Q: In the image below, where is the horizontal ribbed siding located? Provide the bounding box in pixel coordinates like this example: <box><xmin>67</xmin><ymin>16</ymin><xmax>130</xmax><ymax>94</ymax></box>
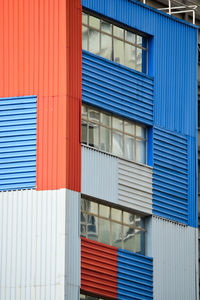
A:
<box><xmin>81</xmin><ymin>237</ymin><xmax>118</xmax><ymax>299</ymax></box>
<box><xmin>82</xmin><ymin>51</ymin><xmax>153</xmax><ymax>125</ymax></box>
<box><xmin>153</xmin><ymin>127</ymin><xmax>188</xmax><ymax>224</ymax></box>
<box><xmin>0</xmin><ymin>96</ymin><xmax>37</xmax><ymax>191</ymax></box>
<box><xmin>118</xmin><ymin>159</ymin><xmax>152</xmax><ymax>214</ymax></box>
<box><xmin>117</xmin><ymin>249</ymin><xmax>153</xmax><ymax>300</ymax></box>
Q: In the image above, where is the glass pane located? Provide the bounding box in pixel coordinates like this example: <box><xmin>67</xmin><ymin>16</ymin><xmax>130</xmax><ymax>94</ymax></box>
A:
<box><xmin>89</xmin><ymin>29</ymin><xmax>100</xmax><ymax>55</ymax></box>
<box><xmin>89</xmin><ymin>123</ymin><xmax>99</xmax><ymax>148</ymax></box>
<box><xmin>135</xmin><ymin>48</ymin><xmax>142</xmax><ymax>72</ymax></box>
<box><xmin>113</xmin><ymin>38</ymin><xmax>124</xmax><ymax>65</ymax></box>
<box><xmin>82</xmin><ymin>12</ymin><xmax>88</xmax><ymax>25</ymax></box>
<box><xmin>113</xmin><ymin>25</ymin><xmax>124</xmax><ymax>38</ymax></box>
<box><xmin>101</xmin><ymin>113</ymin><xmax>111</xmax><ymax>127</ymax></box>
<box><xmin>81</xmin><ymin>198</ymin><xmax>88</xmax><ymax>211</ymax></box>
<box><xmin>100</xmin><ymin>33</ymin><xmax>112</xmax><ymax>60</ymax></box>
<box><xmin>111</xmin><ymin>222</ymin><xmax>122</xmax><ymax>248</ymax></box>
<box><xmin>124</xmin><ymin>226</ymin><xmax>135</xmax><ymax>252</ymax></box>
<box><xmin>89</xmin><ymin>15</ymin><xmax>100</xmax><ymax>29</ymax></box>
<box><xmin>100</xmin><ymin>126</ymin><xmax>111</xmax><ymax>152</ymax></box>
<box><xmin>111</xmin><ymin>208</ymin><xmax>122</xmax><ymax>222</ymax></box>
<box><xmin>125</xmin><ymin>30</ymin><xmax>136</xmax><ymax>44</ymax></box>
<box><xmin>99</xmin><ymin>218</ymin><xmax>110</xmax><ymax>245</ymax></box>
<box><xmin>136</xmin><ymin>139</ymin><xmax>146</xmax><ymax>164</ymax></box>
<box><xmin>81</xmin><ymin>121</ymin><xmax>87</xmax><ymax>144</ymax></box>
<box><xmin>125</xmin><ymin>43</ymin><xmax>136</xmax><ymax>69</ymax></box>
<box><xmin>136</xmin><ymin>125</ymin><xmax>146</xmax><ymax>138</ymax></box>
<box><xmin>99</xmin><ymin>204</ymin><xmax>110</xmax><ymax>218</ymax></box>
<box><xmin>135</xmin><ymin>216</ymin><xmax>145</xmax><ymax>228</ymax></box>
<box><xmin>88</xmin><ymin>201</ymin><xmax>98</xmax><ymax>215</ymax></box>
<box><xmin>88</xmin><ymin>109</ymin><xmax>100</xmax><ymax>122</ymax></box>
<box><xmin>101</xmin><ymin>20</ymin><xmax>112</xmax><ymax>34</ymax></box>
<box><xmin>123</xmin><ymin>212</ymin><xmax>135</xmax><ymax>226</ymax></box>
<box><xmin>87</xmin><ymin>215</ymin><xmax>98</xmax><ymax>241</ymax></box>
<box><xmin>81</xmin><ymin>224</ymin><xmax>86</xmax><ymax>238</ymax></box>
<box><xmin>112</xmin><ymin>131</ymin><xmax>123</xmax><ymax>157</ymax></box>
<box><xmin>81</xmin><ymin>212</ymin><xmax>87</xmax><ymax>223</ymax></box>
<box><xmin>82</xmin><ymin>105</ymin><xmax>87</xmax><ymax>119</ymax></box>
<box><xmin>124</xmin><ymin>135</ymin><xmax>135</xmax><ymax>161</ymax></box>
<box><xmin>137</xmin><ymin>35</ymin><xmax>143</xmax><ymax>46</ymax></box>
<box><xmin>112</xmin><ymin>117</ymin><xmax>123</xmax><ymax>131</ymax></box>
<box><xmin>124</xmin><ymin>121</ymin><xmax>135</xmax><ymax>135</ymax></box>
<box><xmin>135</xmin><ymin>229</ymin><xmax>145</xmax><ymax>254</ymax></box>
<box><xmin>82</xmin><ymin>25</ymin><xmax>88</xmax><ymax>51</ymax></box>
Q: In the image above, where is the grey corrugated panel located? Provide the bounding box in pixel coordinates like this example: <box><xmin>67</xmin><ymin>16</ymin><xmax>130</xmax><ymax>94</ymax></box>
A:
<box><xmin>0</xmin><ymin>189</ymin><xmax>80</xmax><ymax>300</ymax></box>
<box><xmin>153</xmin><ymin>126</ymin><xmax>188</xmax><ymax>224</ymax></box>
<box><xmin>82</xmin><ymin>51</ymin><xmax>154</xmax><ymax>126</ymax></box>
<box><xmin>81</xmin><ymin>145</ymin><xmax>118</xmax><ymax>204</ymax></box>
<box><xmin>152</xmin><ymin>216</ymin><xmax>197</xmax><ymax>300</ymax></box>
<box><xmin>0</xmin><ymin>96</ymin><xmax>37</xmax><ymax>191</ymax></box>
<box><xmin>118</xmin><ymin>159</ymin><xmax>152</xmax><ymax>214</ymax></box>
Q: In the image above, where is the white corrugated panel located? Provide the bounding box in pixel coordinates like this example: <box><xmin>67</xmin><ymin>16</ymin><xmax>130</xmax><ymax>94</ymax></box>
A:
<box><xmin>0</xmin><ymin>189</ymin><xmax>80</xmax><ymax>300</ymax></box>
<box><xmin>118</xmin><ymin>159</ymin><xmax>152</xmax><ymax>214</ymax></box>
<box><xmin>81</xmin><ymin>146</ymin><xmax>118</xmax><ymax>203</ymax></box>
<box><xmin>152</xmin><ymin>216</ymin><xmax>198</xmax><ymax>300</ymax></box>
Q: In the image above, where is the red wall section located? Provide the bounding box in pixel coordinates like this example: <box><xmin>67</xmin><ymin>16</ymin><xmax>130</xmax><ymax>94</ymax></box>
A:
<box><xmin>81</xmin><ymin>237</ymin><xmax>118</xmax><ymax>299</ymax></box>
<box><xmin>0</xmin><ymin>0</ymin><xmax>82</xmax><ymax>192</ymax></box>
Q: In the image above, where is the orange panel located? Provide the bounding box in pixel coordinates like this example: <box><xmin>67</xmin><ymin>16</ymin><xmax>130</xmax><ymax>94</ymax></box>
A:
<box><xmin>0</xmin><ymin>0</ymin><xmax>82</xmax><ymax>192</ymax></box>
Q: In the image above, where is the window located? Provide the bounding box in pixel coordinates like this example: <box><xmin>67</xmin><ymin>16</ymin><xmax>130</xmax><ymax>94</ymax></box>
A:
<box><xmin>80</xmin><ymin>294</ymin><xmax>104</xmax><ymax>300</ymax></box>
<box><xmin>81</xmin><ymin>197</ymin><xmax>146</xmax><ymax>255</ymax></box>
<box><xmin>82</xmin><ymin>104</ymin><xmax>147</xmax><ymax>164</ymax></box>
<box><xmin>82</xmin><ymin>11</ymin><xmax>148</xmax><ymax>73</ymax></box>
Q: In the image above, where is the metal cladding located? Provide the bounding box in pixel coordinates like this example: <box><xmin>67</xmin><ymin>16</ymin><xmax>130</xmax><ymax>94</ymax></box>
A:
<box><xmin>0</xmin><ymin>189</ymin><xmax>80</xmax><ymax>300</ymax></box>
<box><xmin>152</xmin><ymin>216</ymin><xmax>197</xmax><ymax>300</ymax></box>
<box><xmin>153</xmin><ymin>127</ymin><xmax>188</xmax><ymax>224</ymax></box>
<box><xmin>0</xmin><ymin>0</ymin><xmax>82</xmax><ymax>192</ymax></box>
<box><xmin>81</xmin><ymin>237</ymin><xmax>118</xmax><ymax>299</ymax></box>
<box><xmin>0</xmin><ymin>96</ymin><xmax>37</xmax><ymax>191</ymax></box>
<box><xmin>81</xmin><ymin>238</ymin><xmax>153</xmax><ymax>300</ymax></box>
<box><xmin>82</xmin><ymin>51</ymin><xmax>154</xmax><ymax>125</ymax></box>
<box><xmin>117</xmin><ymin>249</ymin><xmax>153</xmax><ymax>300</ymax></box>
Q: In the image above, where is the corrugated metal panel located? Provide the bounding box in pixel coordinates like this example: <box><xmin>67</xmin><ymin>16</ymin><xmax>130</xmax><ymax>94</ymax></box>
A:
<box><xmin>81</xmin><ymin>237</ymin><xmax>118</xmax><ymax>299</ymax></box>
<box><xmin>153</xmin><ymin>126</ymin><xmax>188</xmax><ymax>224</ymax></box>
<box><xmin>81</xmin><ymin>146</ymin><xmax>118</xmax><ymax>203</ymax></box>
<box><xmin>0</xmin><ymin>189</ymin><xmax>81</xmax><ymax>300</ymax></box>
<box><xmin>82</xmin><ymin>51</ymin><xmax>154</xmax><ymax>126</ymax></box>
<box><xmin>81</xmin><ymin>0</ymin><xmax>197</xmax><ymax>137</ymax></box>
<box><xmin>118</xmin><ymin>159</ymin><xmax>152</xmax><ymax>214</ymax></box>
<box><xmin>117</xmin><ymin>249</ymin><xmax>153</xmax><ymax>300</ymax></box>
<box><xmin>152</xmin><ymin>216</ymin><xmax>197</xmax><ymax>300</ymax></box>
<box><xmin>0</xmin><ymin>0</ymin><xmax>82</xmax><ymax>192</ymax></box>
<box><xmin>0</xmin><ymin>96</ymin><xmax>37</xmax><ymax>191</ymax></box>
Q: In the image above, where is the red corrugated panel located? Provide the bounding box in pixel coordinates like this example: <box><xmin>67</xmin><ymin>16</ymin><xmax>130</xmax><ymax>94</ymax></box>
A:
<box><xmin>0</xmin><ymin>0</ymin><xmax>81</xmax><ymax>192</ymax></box>
<box><xmin>81</xmin><ymin>237</ymin><xmax>118</xmax><ymax>299</ymax></box>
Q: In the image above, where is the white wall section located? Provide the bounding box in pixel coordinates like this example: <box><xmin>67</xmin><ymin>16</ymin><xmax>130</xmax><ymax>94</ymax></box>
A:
<box><xmin>0</xmin><ymin>189</ymin><xmax>80</xmax><ymax>300</ymax></box>
<box><xmin>152</xmin><ymin>216</ymin><xmax>197</xmax><ymax>300</ymax></box>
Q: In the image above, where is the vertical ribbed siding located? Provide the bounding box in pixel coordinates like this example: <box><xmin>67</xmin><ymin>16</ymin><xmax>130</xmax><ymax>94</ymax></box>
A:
<box><xmin>81</xmin><ymin>237</ymin><xmax>118</xmax><ymax>299</ymax></box>
<box><xmin>81</xmin><ymin>146</ymin><xmax>118</xmax><ymax>203</ymax></box>
<box><xmin>82</xmin><ymin>51</ymin><xmax>154</xmax><ymax>125</ymax></box>
<box><xmin>152</xmin><ymin>216</ymin><xmax>197</xmax><ymax>300</ymax></box>
<box><xmin>153</xmin><ymin>127</ymin><xmax>188</xmax><ymax>224</ymax></box>
<box><xmin>0</xmin><ymin>96</ymin><xmax>37</xmax><ymax>191</ymax></box>
<box><xmin>118</xmin><ymin>159</ymin><xmax>152</xmax><ymax>214</ymax></box>
<box><xmin>0</xmin><ymin>189</ymin><xmax>81</xmax><ymax>300</ymax></box>
<box><xmin>0</xmin><ymin>0</ymin><xmax>82</xmax><ymax>192</ymax></box>
<box><xmin>117</xmin><ymin>249</ymin><xmax>153</xmax><ymax>300</ymax></box>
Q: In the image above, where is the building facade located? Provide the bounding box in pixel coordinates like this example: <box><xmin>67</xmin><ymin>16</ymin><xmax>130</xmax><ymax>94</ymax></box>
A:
<box><xmin>0</xmin><ymin>0</ymin><xmax>198</xmax><ymax>299</ymax></box>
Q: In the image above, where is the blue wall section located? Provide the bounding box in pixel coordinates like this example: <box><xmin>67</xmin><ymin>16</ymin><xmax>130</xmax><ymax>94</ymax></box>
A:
<box><xmin>82</xmin><ymin>51</ymin><xmax>154</xmax><ymax>125</ymax></box>
<box><xmin>117</xmin><ymin>249</ymin><xmax>153</xmax><ymax>300</ymax></box>
<box><xmin>0</xmin><ymin>96</ymin><xmax>37</xmax><ymax>191</ymax></box>
<box><xmin>188</xmin><ymin>136</ymin><xmax>197</xmax><ymax>227</ymax></box>
<box><xmin>153</xmin><ymin>127</ymin><xmax>188</xmax><ymax>224</ymax></box>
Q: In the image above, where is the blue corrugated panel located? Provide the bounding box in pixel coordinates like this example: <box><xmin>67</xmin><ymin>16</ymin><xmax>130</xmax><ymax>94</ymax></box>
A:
<box><xmin>0</xmin><ymin>96</ymin><xmax>37</xmax><ymax>191</ymax></box>
<box><xmin>82</xmin><ymin>51</ymin><xmax>154</xmax><ymax>125</ymax></box>
<box><xmin>117</xmin><ymin>249</ymin><xmax>153</xmax><ymax>300</ymax></box>
<box><xmin>153</xmin><ymin>127</ymin><xmax>188</xmax><ymax>224</ymax></box>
